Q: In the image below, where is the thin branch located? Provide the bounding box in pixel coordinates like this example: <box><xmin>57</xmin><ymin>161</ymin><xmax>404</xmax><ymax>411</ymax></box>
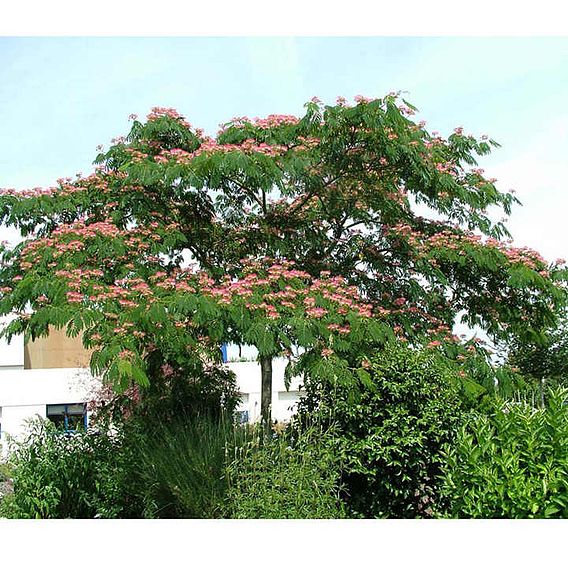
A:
<box><xmin>225</xmin><ymin>176</ymin><xmax>264</xmax><ymax>210</ymax></box>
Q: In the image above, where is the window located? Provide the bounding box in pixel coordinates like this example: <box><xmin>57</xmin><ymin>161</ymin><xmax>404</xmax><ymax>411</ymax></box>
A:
<box><xmin>235</xmin><ymin>410</ymin><xmax>249</xmax><ymax>424</ymax></box>
<box><xmin>234</xmin><ymin>393</ymin><xmax>250</xmax><ymax>424</ymax></box>
<box><xmin>46</xmin><ymin>403</ymin><xmax>87</xmax><ymax>433</ymax></box>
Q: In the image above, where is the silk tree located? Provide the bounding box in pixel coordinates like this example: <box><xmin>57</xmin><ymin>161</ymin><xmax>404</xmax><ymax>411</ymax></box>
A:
<box><xmin>0</xmin><ymin>95</ymin><xmax>566</xmax><ymax>425</ymax></box>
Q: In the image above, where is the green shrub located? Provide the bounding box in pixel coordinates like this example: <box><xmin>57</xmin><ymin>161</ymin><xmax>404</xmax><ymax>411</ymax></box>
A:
<box><xmin>224</xmin><ymin>423</ymin><xmax>347</xmax><ymax>519</ymax></box>
<box><xmin>438</xmin><ymin>387</ymin><xmax>568</xmax><ymax>518</ymax></box>
<box><xmin>0</xmin><ymin>494</ymin><xmax>15</xmax><ymax>518</ymax></box>
<box><xmin>0</xmin><ymin>461</ymin><xmax>14</xmax><ymax>518</ymax></box>
<box><xmin>0</xmin><ymin>461</ymin><xmax>12</xmax><ymax>483</ymax></box>
<box><xmin>298</xmin><ymin>344</ymin><xmax>466</xmax><ymax>518</ymax></box>
<box><xmin>5</xmin><ymin>419</ymin><xmax>141</xmax><ymax>519</ymax></box>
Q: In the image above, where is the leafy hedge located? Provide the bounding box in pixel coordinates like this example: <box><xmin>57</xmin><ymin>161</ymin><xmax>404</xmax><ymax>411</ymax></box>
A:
<box><xmin>439</xmin><ymin>387</ymin><xmax>568</xmax><ymax>518</ymax></box>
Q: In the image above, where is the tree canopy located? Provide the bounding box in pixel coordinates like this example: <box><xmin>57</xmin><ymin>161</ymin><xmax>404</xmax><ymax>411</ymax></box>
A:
<box><xmin>1</xmin><ymin>93</ymin><xmax>566</xmax><ymax>421</ymax></box>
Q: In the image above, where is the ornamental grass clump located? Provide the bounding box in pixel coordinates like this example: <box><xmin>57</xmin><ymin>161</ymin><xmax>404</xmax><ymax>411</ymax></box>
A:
<box><xmin>133</xmin><ymin>412</ymin><xmax>249</xmax><ymax>518</ymax></box>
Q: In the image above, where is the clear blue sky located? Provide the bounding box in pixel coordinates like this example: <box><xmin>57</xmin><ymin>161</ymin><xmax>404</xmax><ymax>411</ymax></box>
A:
<box><xmin>1</xmin><ymin>37</ymin><xmax>567</xmax><ymax>260</ymax></box>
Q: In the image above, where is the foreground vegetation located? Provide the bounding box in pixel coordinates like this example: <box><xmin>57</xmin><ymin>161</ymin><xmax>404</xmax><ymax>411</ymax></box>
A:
<box><xmin>2</xmin><ymin>344</ymin><xmax>568</xmax><ymax>520</ymax></box>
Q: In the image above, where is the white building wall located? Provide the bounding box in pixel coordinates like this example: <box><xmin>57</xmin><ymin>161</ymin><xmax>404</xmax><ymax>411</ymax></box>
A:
<box><xmin>0</xmin><ymin>358</ymin><xmax>304</xmax><ymax>450</ymax></box>
<box><xmin>230</xmin><ymin>359</ymin><xmax>304</xmax><ymax>422</ymax></box>
<box><xmin>0</xmin><ymin>367</ymin><xmax>96</xmax><ymax>407</ymax></box>
<box><xmin>1</xmin><ymin>404</ymin><xmax>46</xmax><ymax>443</ymax></box>
<box><xmin>0</xmin><ymin>316</ymin><xmax>24</xmax><ymax>369</ymax></box>
<box><xmin>0</xmin><ymin>367</ymin><xmax>99</xmax><ymax>451</ymax></box>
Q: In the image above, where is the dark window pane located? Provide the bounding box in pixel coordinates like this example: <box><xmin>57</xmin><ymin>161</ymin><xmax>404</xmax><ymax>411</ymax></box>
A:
<box><xmin>46</xmin><ymin>403</ymin><xmax>86</xmax><ymax>432</ymax></box>
<box><xmin>49</xmin><ymin>415</ymin><xmax>66</xmax><ymax>429</ymax></box>
<box><xmin>46</xmin><ymin>404</ymin><xmax>66</xmax><ymax>416</ymax></box>
<box><xmin>66</xmin><ymin>404</ymin><xmax>86</xmax><ymax>415</ymax></box>
<box><xmin>66</xmin><ymin>414</ymin><xmax>85</xmax><ymax>431</ymax></box>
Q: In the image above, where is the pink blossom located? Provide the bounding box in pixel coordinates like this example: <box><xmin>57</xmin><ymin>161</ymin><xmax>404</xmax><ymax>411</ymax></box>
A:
<box><xmin>161</xmin><ymin>363</ymin><xmax>174</xmax><ymax>377</ymax></box>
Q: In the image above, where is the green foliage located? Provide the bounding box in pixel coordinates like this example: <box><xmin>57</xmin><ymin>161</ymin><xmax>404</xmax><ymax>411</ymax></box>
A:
<box><xmin>1</xmin><ymin>94</ymin><xmax>566</xmax><ymax>398</ymax></box>
<box><xmin>0</xmin><ymin>494</ymin><xmax>17</xmax><ymax>519</ymax></box>
<box><xmin>224</xmin><ymin>423</ymin><xmax>347</xmax><ymax>519</ymax></box>
<box><xmin>508</xmin><ymin>309</ymin><xmax>568</xmax><ymax>386</ymax></box>
<box><xmin>444</xmin><ymin>345</ymin><xmax>535</xmax><ymax>410</ymax></box>
<box><xmin>131</xmin><ymin>413</ymin><xmax>247</xmax><ymax>518</ymax></box>
<box><xmin>135</xmin><ymin>361</ymin><xmax>240</xmax><ymax>422</ymax></box>
<box><xmin>5</xmin><ymin>419</ymin><xmax>141</xmax><ymax>519</ymax></box>
<box><xmin>0</xmin><ymin>461</ymin><xmax>14</xmax><ymax>518</ymax></box>
<box><xmin>438</xmin><ymin>387</ymin><xmax>568</xmax><ymax>518</ymax></box>
<box><xmin>0</xmin><ymin>461</ymin><xmax>12</xmax><ymax>482</ymax></box>
<box><xmin>298</xmin><ymin>344</ymin><xmax>466</xmax><ymax>518</ymax></box>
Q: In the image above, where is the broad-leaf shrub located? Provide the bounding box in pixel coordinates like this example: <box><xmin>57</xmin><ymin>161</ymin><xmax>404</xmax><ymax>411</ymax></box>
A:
<box><xmin>439</xmin><ymin>387</ymin><xmax>568</xmax><ymax>518</ymax></box>
<box><xmin>224</xmin><ymin>423</ymin><xmax>347</xmax><ymax>519</ymax></box>
<box><xmin>298</xmin><ymin>345</ymin><xmax>465</xmax><ymax>518</ymax></box>
<box><xmin>5</xmin><ymin>419</ymin><xmax>141</xmax><ymax>519</ymax></box>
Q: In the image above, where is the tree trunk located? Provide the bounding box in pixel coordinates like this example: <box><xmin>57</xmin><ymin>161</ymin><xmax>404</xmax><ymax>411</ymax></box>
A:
<box><xmin>260</xmin><ymin>355</ymin><xmax>273</xmax><ymax>430</ymax></box>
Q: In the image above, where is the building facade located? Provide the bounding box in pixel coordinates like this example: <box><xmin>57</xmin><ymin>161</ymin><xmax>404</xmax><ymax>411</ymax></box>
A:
<box><xmin>0</xmin><ymin>327</ymin><xmax>303</xmax><ymax>450</ymax></box>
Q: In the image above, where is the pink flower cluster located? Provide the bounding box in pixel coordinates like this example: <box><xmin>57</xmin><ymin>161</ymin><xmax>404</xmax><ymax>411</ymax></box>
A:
<box><xmin>20</xmin><ymin>219</ymin><xmax>177</xmax><ymax>269</ymax></box>
<box><xmin>146</xmin><ymin>107</ymin><xmax>191</xmax><ymax>128</ymax></box>
<box><xmin>52</xmin><ymin>220</ymin><xmax>121</xmax><ymax>239</ymax></box>
<box><xmin>21</xmin><ymin>221</ymin><xmax>120</xmax><ymax>264</ymax></box>
<box><xmin>296</xmin><ymin>136</ymin><xmax>321</xmax><ymax>150</ymax></box>
<box><xmin>148</xmin><ymin>259</ymin><xmax>373</xmax><ymax>329</ymax></box>
<box><xmin>398</xmin><ymin>105</ymin><xmax>416</xmax><ymax>116</ymax></box>
<box><xmin>252</xmin><ymin>114</ymin><xmax>299</xmax><ymax>128</ymax></box>
<box><xmin>388</xmin><ymin>223</ymin><xmax>549</xmax><ymax>272</ymax></box>
<box><xmin>125</xmin><ymin>148</ymin><xmax>149</xmax><ymax>163</ymax></box>
<box><xmin>157</xmin><ymin>137</ymin><xmax>288</xmax><ymax>164</ymax></box>
<box><xmin>0</xmin><ymin>187</ymin><xmax>57</xmax><ymax>198</ymax></box>
<box><xmin>435</xmin><ymin>161</ymin><xmax>457</xmax><ymax>175</ymax></box>
<box><xmin>354</xmin><ymin>95</ymin><xmax>373</xmax><ymax>104</ymax></box>
<box><xmin>217</xmin><ymin>114</ymin><xmax>298</xmax><ymax>136</ymax></box>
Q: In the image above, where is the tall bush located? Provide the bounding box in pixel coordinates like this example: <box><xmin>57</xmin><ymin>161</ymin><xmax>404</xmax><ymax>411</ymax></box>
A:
<box><xmin>298</xmin><ymin>345</ymin><xmax>465</xmax><ymax>518</ymax></box>
<box><xmin>133</xmin><ymin>413</ymin><xmax>247</xmax><ymax>518</ymax></box>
